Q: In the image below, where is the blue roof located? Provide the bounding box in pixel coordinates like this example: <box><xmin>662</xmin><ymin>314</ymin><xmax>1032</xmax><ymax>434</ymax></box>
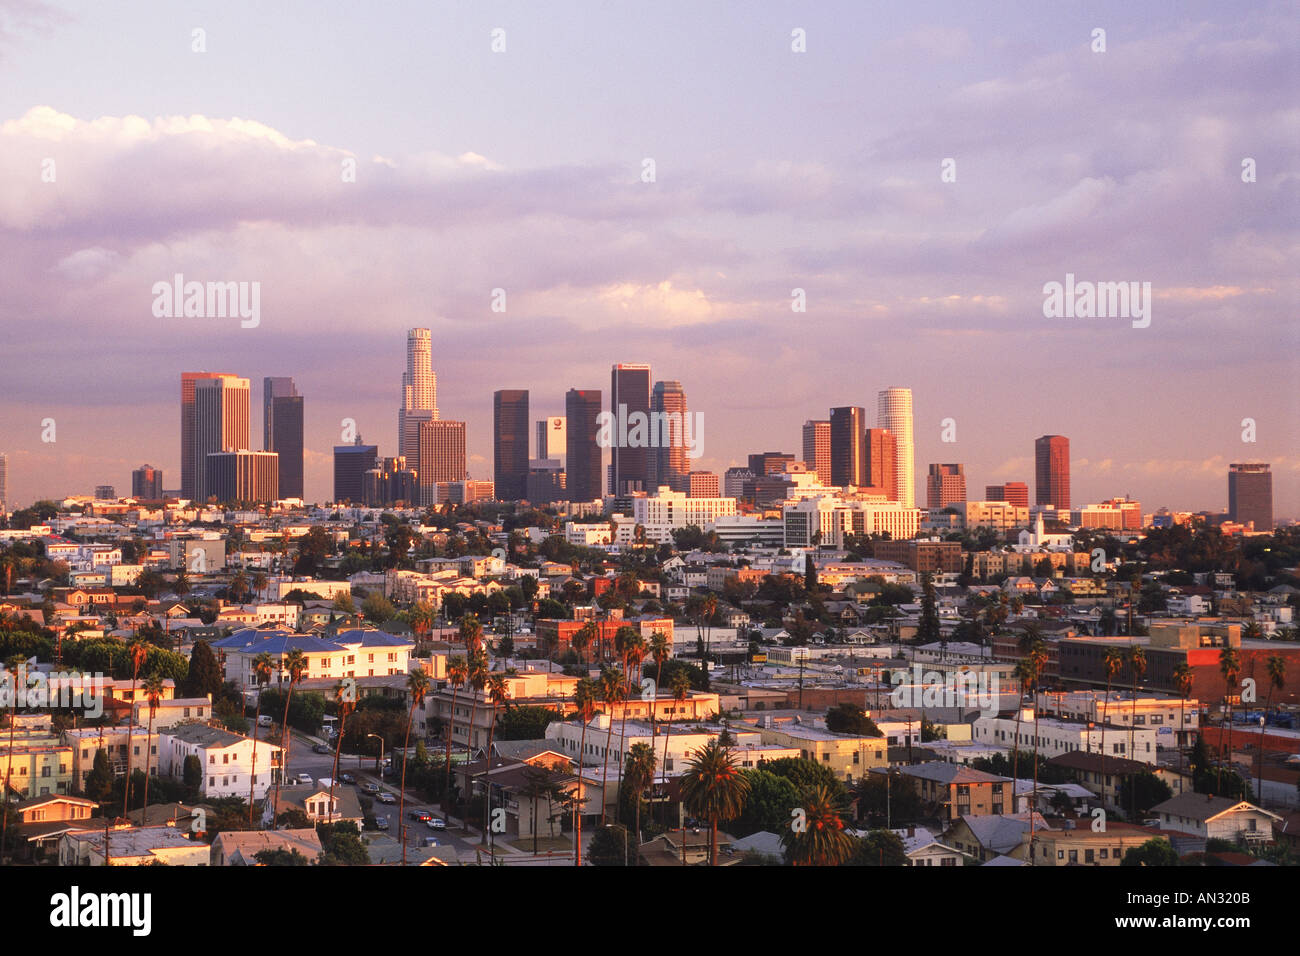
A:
<box><xmin>213</xmin><ymin>626</ymin><xmax>411</xmax><ymax>655</ymax></box>
<box><xmin>333</xmin><ymin>628</ymin><xmax>414</xmax><ymax>648</ymax></box>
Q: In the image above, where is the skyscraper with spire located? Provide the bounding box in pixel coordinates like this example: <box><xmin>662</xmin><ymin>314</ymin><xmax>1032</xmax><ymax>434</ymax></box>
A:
<box><xmin>398</xmin><ymin>328</ymin><xmax>438</xmax><ymax>459</ymax></box>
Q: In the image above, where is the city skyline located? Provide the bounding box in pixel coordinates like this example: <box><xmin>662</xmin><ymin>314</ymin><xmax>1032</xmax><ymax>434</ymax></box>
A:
<box><xmin>0</xmin><ymin>2</ymin><xmax>1295</xmax><ymax>516</ymax></box>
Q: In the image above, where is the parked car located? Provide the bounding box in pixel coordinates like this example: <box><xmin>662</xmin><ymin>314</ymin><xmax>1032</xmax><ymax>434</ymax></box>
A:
<box><xmin>257</xmin><ymin>714</ymin><xmax>273</xmax><ymax>727</ymax></box>
<box><xmin>340</xmin><ymin>772</ymin><xmax>356</xmax><ymax>784</ymax></box>
<box><xmin>360</xmin><ymin>782</ymin><xmax>380</xmax><ymax>794</ymax></box>
<box><xmin>374</xmin><ymin>815</ymin><xmax>389</xmax><ymax>830</ymax></box>
<box><xmin>312</xmin><ymin>743</ymin><xmax>330</xmax><ymax>754</ymax></box>
<box><xmin>295</xmin><ymin>773</ymin><xmax>313</xmax><ymax>785</ymax></box>
<box><xmin>426</xmin><ymin>817</ymin><xmax>446</xmax><ymax>831</ymax></box>
<box><xmin>409</xmin><ymin>810</ymin><xmax>432</xmax><ymax>823</ymax></box>
<box><xmin>376</xmin><ymin>791</ymin><xmax>396</xmax><ymax>804</ymax></box>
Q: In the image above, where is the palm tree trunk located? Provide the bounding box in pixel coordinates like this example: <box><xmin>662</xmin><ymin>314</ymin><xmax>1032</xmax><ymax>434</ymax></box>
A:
<box><xmin>121</xmin><ymin>674</ymin><xmax>138</xmax><ymax>819</ymax></box>
<box><xmin>484</xmin><ymin>708</ymin><xmax>499</xmax><ymax>843</ymax></box>
<box><xmin>328</xmin><ymin>708</ymin><xmax>347</xmax><ymax>829</ymax></box>
<box><xmin>399</xmin><ymin>705</ymin><xmax>414</xmax><ymax>865</ymax></box>
<box><xmin>142</xmin><ymin>709</ymin><xmax>154</xmax><ymax>812</ymax></box>
<box><xmin>1100</xmin><ymin>680</ymin><xmax>1110</xmax><ymax>806</ymax></box>
<box><xmin>272</xmin><ymin>686</ymin><xmax>294</xmax><ymax>826</ymax></box>
<box><xmin>1</xmin><ymin>705</ymin><xmax>15</xmax><ymax>858</ymax></box>
<box><xmin>443</xmin><ymin>685</ymin><xmax>458</xmax><ymax>810</ymax></box>
<box><xmin>710</xmin><ymin>817</ymin><xmax>718</xmax><ymax>866</ymax></box>
<box><xmin>600</xmin><ymin>714</ymin><xmax>616</xmax><ymax>826</ymax></box>
<box><xmin>1011</xmin><ymin>709</ymin><xmax>1022</xmax><ymax>784</ymax></box>
<box><xmin>575</xmin><ymin>719</ymin><xmax>588</xmax><ymax>866</ymax></box>
<box><xmin>464</xmin><ymin>696</ymin><xmax>478</xmax><ymax>832</ymax></box>
<box><xmin>1031</xmin><ymin>700</ymin><xmax>1039</xmax><ymax>865</ymax></box>
<box><xmin>248</xmin><ymin>694</ymin><xmax>262</xmax><ymax>826</ymax></box>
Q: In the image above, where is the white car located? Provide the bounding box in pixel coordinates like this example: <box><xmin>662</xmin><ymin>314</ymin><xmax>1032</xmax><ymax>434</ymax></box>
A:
<box><xmin>375</xmin><ymin>791</ymin><xmax>396</xmax><ymax>804</ymax></box>
<box><xmin>295</xmin><ymin>773</ymin><xmax>313</xmax><ymax>785</ymax></box>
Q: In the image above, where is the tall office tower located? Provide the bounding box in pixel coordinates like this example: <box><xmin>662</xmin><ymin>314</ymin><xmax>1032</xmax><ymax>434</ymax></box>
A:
<box><xmin>610</xmin><ymin>363</ymin><xmax>651</xmax><ymax>494</ymax></box>
<box><xmin>1035</xmin><ymin>435</ymin><xmax>1071</xmax><ymax>511</ymax></box>
<box><xmin>926</xmin><ymin>463</ymin><xmax>967</xmax><ymax>509</ymax></box>
<box><xmin>829</xmin><ymin>407</ymin><xmax>867</xmax><ymax>488</ymax></box>
<box><xmin>650</xmin><ymin>380</ymin><xmax>690</xmax><ymax>493</ymax></box>
<box><xmin>688</xmin><ymin>471</ymin><xmax>721</xmax><ymax>498</ymax></box>
<box><xmin>205</xmin><ymin>451</ymin><xmax>279</xmax><ymax>504</ymax></box>
<box><xmin>362</xmin><ymin>456</ymin><xmax>419</xmax><ymax>508</ymax></box>
<box><xmin>748</xmin><ymin>452</ymin><xmax>797</xmax><ymax>477</ymax></box>
<box><xmin>1228</xmin><ymin>463</ymin><xmax>1273</xmax><ymax>531</ymax></box>
<box><xmin>94</xmin><ymin>485</ymin><xmax>116</xmax><ymax>500</ymax></box>
<box><xmin>132</xmin><ymin>465</ymin><xmax>163</xmax><ymax>500</ymax></box>
<box><xmin>724</xmin><ymin>467</ymin><xmax>755</xmax><ymax>499</ymax></box>
<box><xmin>192</xmin><ymin>375</ymin><xmax>251</xmax><ymax>502</ymax></box>
<box><xmin>263</xmin><ymin>377</ymin><xmax>304</xmax><ymax>500</ymax></box>
<box><xmin>985</xmin><ymin>482</ymin><xmax>1029</xmax><ymax>509</ymax></box>
<box><xmin>333</xmin><ymin>437</ymin><xmax>378</xmax><ymax>504</ymax></box>
<box><xmin>537</xmin><ymin>417</ymin><xmax>566</xmax><ymax>460</ymax></box>
<box><xmin>180</xmin><ymin>371</ymin><xmax>226</xmax><ymax>500</ymax></box>
<box><xmin>565</xmin><ymin>389</ymin><xmax>603</xmax><ymax>502</ymax></box>
<box><xmin>877</xmin><ymin>387</ymin><xmax>915</xmax><ymax>508</ymax></box>
<box><xmin>492</xmin><ymin>390</ymin><xmax>530</xmax><ymax>501</ymax></box>
<box><xmin>864</xmin><ymin>428</ymin><xmax>898</xmax><ymax>500</ymax></box>
<box><xmin>416</xmin><ymin>420</ymin><xmax>467</xmax><ymax>506</ymax></box>
<box><xmin>398</xmin><ymin>328</ymin><xmax>439</xmax><ymax>459</ymax></box>
<box><xmin>0</xmin><ymin>452</ymin><xmax>8</xmax><ymax>513</ymax></box>
<box><xmin>802</xmin><ymin>420</ymin><xmax>831</xmax><ymax>485</ymax></box>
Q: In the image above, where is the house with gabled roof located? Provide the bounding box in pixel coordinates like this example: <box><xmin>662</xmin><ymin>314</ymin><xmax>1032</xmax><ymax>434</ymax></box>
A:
<box><xmin>1149</xmin><ymin>793</ymin><xmax>1281</xmax><ymax>845</ymax></box>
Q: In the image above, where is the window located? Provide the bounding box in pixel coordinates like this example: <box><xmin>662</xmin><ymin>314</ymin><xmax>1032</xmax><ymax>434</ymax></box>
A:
<box><xmin>209</xmin><ymin>776</ymin><xmax>216</xmax><ymax>787</ymax></box>
<box><xmin>223</xmin><ymin>753</ymin><xmax>229</xmax><ymax>764</ymax></box>
<box><xmin>41</xmin><ymin>766</ymin><xmax>50</xmax><ymax>777</ymax></box>
<box><xmin>210</xmin><ymin>755</ymin><xmax>216</xmax><ymax>764</ymax></box>
<box><xmin>1085</xmin><ymin>849</ymin><xmax>1095</xmax><ymax>863</ymax></box>
<box><xmin>183</xmin><ymin>707</ymin><xmax>191</xmax><ymax>718</ymax></box>
<box><xmin>822</xmin><ymin>753</ymin><xmax>830</xmax><ymax>762</ymax></box>
<box><xmin>853</xmin><ymin>752</ymin><xmax>860</xmax><ymax>764</ymax></box>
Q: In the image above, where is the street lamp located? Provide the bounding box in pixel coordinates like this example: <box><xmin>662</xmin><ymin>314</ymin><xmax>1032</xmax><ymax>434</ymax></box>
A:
<box><xmin>366</xmin><ymin>733</ymin><xmax>384</xmax><ymax>776</ymax></box>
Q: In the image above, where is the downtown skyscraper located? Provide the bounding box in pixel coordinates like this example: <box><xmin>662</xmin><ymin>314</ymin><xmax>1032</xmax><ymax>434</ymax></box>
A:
<box><xmin>180</xmin><ymin>371</ymin><xmax>226</xmax><ymax>500</ymax></box>
<box><xmin>1228</xmin><ymin>462</ymin><xmax>1273</xmax><ymax>531</ymax></box>
<box><xmin>566</xmin><ymin>388</ymin><xmax>603</xmax><ymax>502</ymax></box>
<box><xmin>1035</xmin><ymin>435</ymin><xmax>1071</xmax><ymax>511</ymax></box>
<box><xmin>877</xmin><ymin>387</ymin><xmax>915</xmax><ymax>508</ymax></box>
<box><xmin>650</xmin><ymin>380</ymin><xmax>689</xmax><ymax>493</ymax></box>
<box><xmin>493</xmin><ymin>390</ymin><xmax>530</xmax><ymax>501</ymax></box>
<box><xmin>263</xmin><ymin>376</ymin><xmax>304</xmax><ymax>500</ymax></box>
<box><xmin>398</xmin><ymin>328</ymin><xmax>438</xmax><ymax>459</ymax></box>
<box><xmin>191</xmin><ymin>374</ymin><xmax>250</xmax><ymax>503</ymax></box>
<box><xmin>829</xmin><ymin>406</ymin><xmax>867</xmax><ymax>488</ymax></box>
<box><xmin>610</xmin><ymin>363</ymin><xmax>651</xmax><ymax>494</ymax></box>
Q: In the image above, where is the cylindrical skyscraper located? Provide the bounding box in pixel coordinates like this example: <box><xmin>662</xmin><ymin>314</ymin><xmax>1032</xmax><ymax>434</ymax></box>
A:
<box><xmin>399</xmin><ymin>328</ymin><xmax>438</xmax><ymax>459</ymax></box>
<box><xmin>877</xmin><ymin>387</ymin><xmax>915</xmax><ymax>509</ymax></box>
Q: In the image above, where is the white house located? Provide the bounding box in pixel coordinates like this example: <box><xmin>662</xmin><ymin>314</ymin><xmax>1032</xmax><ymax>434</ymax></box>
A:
<box><xmin>158</xmin><ymin>724</ymin><xmax>282</xmax><ymax>800</ymax></box>
<box><xmin>1149</xmin><ymin>794</ymin><xmax>1281</xmax><ymax>844</ymax></box>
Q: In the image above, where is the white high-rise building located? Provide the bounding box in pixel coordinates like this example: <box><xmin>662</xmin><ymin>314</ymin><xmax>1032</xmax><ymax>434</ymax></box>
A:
<box><xmin>877</xmin><ymin>386</ymin><xmax>915</xmax><ymax>509</ymax></box>
<box><xmin>399</xmin><ymin>328</ymin><xmax>439</xmax><ymax>458</ymax></box>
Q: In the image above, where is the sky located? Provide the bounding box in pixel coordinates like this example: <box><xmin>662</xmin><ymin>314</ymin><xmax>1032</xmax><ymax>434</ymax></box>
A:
<box><xmin>0</xmin><ymin>0</ymin><xmax>1297</xmax><ymax>516</ymax></box>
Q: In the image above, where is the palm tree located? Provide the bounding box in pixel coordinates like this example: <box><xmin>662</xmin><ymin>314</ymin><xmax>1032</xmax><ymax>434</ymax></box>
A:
<box><xmin>398</xmin><ymin>670</ymin><xmax>431</xmax><ymax>861</ymax></box>
<box><xmin>1127</xmin><ymin>646</ymin><xmax>1147</xmax><ymax>767</ymax></box>
<box><xmin>572</xmin><ymin>677</ymin><xmax>597</xmax><ymax>866</ymax></box>
<box><xmin>661</xmin><ymin>670</ymin><xmax>691</xmax><ymax>830</ymax></box>
<box><xmin>459</xmin><ymin>613</ymin><xmax>484</xmax><ymax>658</ymax></box>
<box><xmin>596</xmin><ymin>665</ymin><xmax>626</xmax><ymax>826</ymax></box>
<box><xmin>461</xmin><ymin>650</ymin><xmax>488</xmax><ymax>831</ymax></box>
<box><xmin>782</xmin><ymin>784</ymin><xmax>856</xmax><ymax>866</ymax></box>
<box><xmin>614</xmin><ymin>628</ymin><xmax>646</xmax><ymax>822</ymax></box>
<box><xmin>1217</xmin><ymin>646</ymin><xmax>1241</xmax><ymax>794</ymax></box>
<box><xmin>1024</xmin><ymin>640</ymin><xmax>1048</xmax><ymax>858</ymax></box>
<box><xmin>1100</xmin><ymin>646</ymin><xmax>1125</xmax><ymax>800</ymax></box>
<box><xmin>1172</xmin><ymin>663</ymin><xmax>1194</xmax><ymax>777</ymax></box>
<box><xmin>482</xmin><ymin>673</ymin><xmax>511</xmax><ymax>843</ymax></box>
<box><xmin>328</xmin><ymin>680</ymin><xmax>356</xmax><ymax>830</ymax></box>
<box><xmin>409</xmin><ymin>601</ymin><xmax>437</xmax><ymax>645</ymax></box>
<box><xmin>443</xmin><ymin>654</ymin><xmax>468</xmax><ymax>807</ymax></box>
<box><xmin>571</xmin><ymin>620</ymin><xmax>598</xmax><ymax>669</ymax></box>
<box><xmin>624</xmin><ymin>742</ymin><xmax>658</xmax><ymax>861</ymax></box>
<box><xmin>271</xmin><ymin>648</ymin><xmax>308</xmax><ymax>825</ymax></box>
<box><xmin>701</xmin><ymin>593</ymin><xmax>718</xmax><ymax>661</ymax></box>
<box><xmin>1258</xmin><ymin>656</ymin><xmax>1286</xmax><ymax>799</ymax></box>
<box><xmin>680</xmin><ymin>741</ymin><xmax>750</xmax><ymax>866</ymax></box>
<box><xmin>648</xmin><ymin>632</ymin><xmax>671</xmax><ymax>734</ymax></box>
<box><xmin>1</xmin><ymin>654</ymin><xmax>24</xmax><ymax>858</ymax></box>
<box><xmin>139</xmin><ymin>675</ymin><xmax>165</xmax><ymax>813</ymax></box>
<box><xmin>1010</xmin><ymin>659</ymin><xmax>1032</xmax><ymax>784</ymax></box>
<box><xmin>120</xmin><ymin>639</ymin><xmax>149</xmax><ymax>819</ymax></box>
<box><xmin>247</xmin><ymin>652</ymin><xmax>274</xmax><ymax>826</ymax></box>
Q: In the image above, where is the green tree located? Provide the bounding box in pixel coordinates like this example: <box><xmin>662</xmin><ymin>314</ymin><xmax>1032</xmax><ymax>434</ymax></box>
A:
<box><xmin>732</xmin><ymin>769</ymin><xmax>801</xmax><ymax>837</ymax></box>
<box><xmin>182</xmin><ymin>754</ymin><xmax>202</xmax><ymax>795</ymax></box>
<box><xmin>253</xmin><ymin>847</ymin><xmax>311</xmax><ymax>866</ymax></box>
<box><xmin>184</xmin><ymin>640</ymin><xmax>224</xmax><ymax>699</ymax></box>
<box><xmin>758</xmin><ymin>756</ymin><xmax>848</xmax><ymax>805</ymax></box>
<box><xmin>587</xmin><ymin>823</ymin><xmax>632</xmax><ymax>866</ymax></box>
<box><xmin>362</xmin><ymin>592</ymin><xmax>396</xmax><ymax>624</ymax></box>
<box><xmin>493</xmin><ymin>705</ymin><xmax>559</xmax><ymax>741</ymax></box>
<box><xmin>847</xmin><ymin>829</ymin><xmax>908</xmax><ymax>866</ymax></box>
<box><xmin>317</xmin><ymin>821</ymin><xmax>369</xmax><ymax>865</ymax></box>
<box><xmin>84</xmin><ymin>749</ymin><xmax>114</xmax><ymax>801</ymax></box>
<box><xmin>1116</xmin><ymin>771</ymin><xmax>1173</xmax><ymax>818</ymax></box>
<box><xmin>824</xmin><ymin>704</ymin><xmax>881</xmax><ymax>737</ymax></box>
<box><xmin>1121</xmin><ymin>838</ymin><xmax>1180</xmax><ymax>867</ymax></box>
